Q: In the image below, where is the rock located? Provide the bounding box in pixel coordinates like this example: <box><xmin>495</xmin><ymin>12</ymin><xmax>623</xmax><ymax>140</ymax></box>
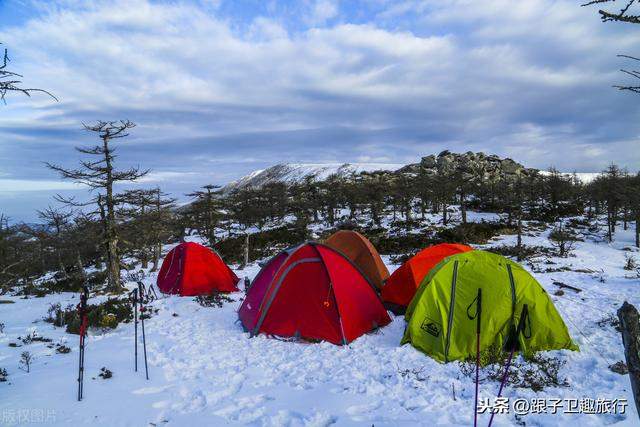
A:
<box><xmin>609</xmin><ymin>361</ymin><xmax>628</xmax><ymax>375</ymax></box>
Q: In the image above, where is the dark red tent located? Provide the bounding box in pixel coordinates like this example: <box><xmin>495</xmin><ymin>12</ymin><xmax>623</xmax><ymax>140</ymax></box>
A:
<box><xmin>157</xmin><ymin>242</ymin><xmax>239</xmax><ymax>296</ymax></box>
<box><xmin>239</xmin><ymin>242</ymin><xmax>391</xmax><ymax>345</ymax></box>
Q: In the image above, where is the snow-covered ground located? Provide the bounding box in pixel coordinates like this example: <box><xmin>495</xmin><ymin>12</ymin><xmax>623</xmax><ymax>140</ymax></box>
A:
<box><xmin>1</xmin><ymin>217</ymin><xmax>639</xmax><ymax>426</ymax></box>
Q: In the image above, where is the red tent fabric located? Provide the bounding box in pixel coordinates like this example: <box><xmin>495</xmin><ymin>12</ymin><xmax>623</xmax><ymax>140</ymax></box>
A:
<box><xmin>381</xmin><ymin>243</ymin><xmax>472</xmax><ymax>313</ymax></box>
<box><xmin>157</xmin><ymin>242</ymin><xmax>239</xmax><ymax>296</ymax></box>
<box><xmin>239</xmin><ymin>243</ymin><xmax>391</xmax><ymax>345</ymax></box>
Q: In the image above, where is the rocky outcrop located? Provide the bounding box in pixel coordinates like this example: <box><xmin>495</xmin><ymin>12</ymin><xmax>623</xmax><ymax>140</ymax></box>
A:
<box><xmin>223</xmin><ymin>152</ymin><xmax>545</xmax><ymax>192</ymax></box>
<box><xmin>396</xmin><ymin>151</ymin><xmax>537</xmax><ymax>181</ymax></box>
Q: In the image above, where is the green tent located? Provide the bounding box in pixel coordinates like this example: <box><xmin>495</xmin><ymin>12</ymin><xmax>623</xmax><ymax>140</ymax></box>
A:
<box><xmin>401</xmin><ymin>250</ymin><xmax>578</xmax><ymax>363</ymax></box>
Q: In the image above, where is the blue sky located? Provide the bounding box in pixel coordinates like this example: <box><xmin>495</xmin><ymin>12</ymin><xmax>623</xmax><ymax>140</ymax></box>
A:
<box><xmin>1</xmin><ymin>0</ymin><xmax>639</xmax><ymax>221</ymax></box>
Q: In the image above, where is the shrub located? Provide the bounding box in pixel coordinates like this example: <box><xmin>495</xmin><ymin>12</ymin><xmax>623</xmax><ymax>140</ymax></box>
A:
<box><xmin>195</xmin><ymin>292</ymin><xmax>234</xmax><ymax>308</ymax></box>
<box><xmin>0</xmin><ymin>367</ymin><xmax>7</xmax><ymax>382</ymax></box>
<box><xmin>18</xmin><ymin>330</ymin><xmax>51</xmax><ymax>345</ymax></box>
<box><xmin>19</xmin><ymin>352</ymin><xmax>33</xmax><ymax>373</ymax></box>
<box><xmin>459</xmin><ymin>344</ymin><xmax>569</xmax><ymax>392</ymax></box>
<box><xmin>61</xmin><ymin>297</ymin><xmax>135</xmax><ymax>334</ymax></box>
<box><xmin>436</xmin><ymin>221</ymin><xmax>508</xmax><ymax>245</ymax></box>
<box><xmin>99</xmin><ymin>313</ymin><xmax>118</xmax><ymax>329</ymax></box>
<box><xmin>549</xmin><ymin>224</ymin><xmax>579</xmax><ymax>257</ymax></box>
<box><xmin>55</xmin><ymin>344</ymin><xmax>71</xmax><ymax>354</ymax></box>
<box><xmin>624</xmin><ymin>254</ymin><xmax>637</xmax><ymax>271</ymax></box>
<box><xmin>373</xmin><ymin>231</ymin><xmax>438</xmax><ymax>255</ymax></box>
<box><xmin>487</xmin><ymin>245</ymin><xmax>553</xmax><ymax>260</ymax></box>
<box><xmin>215</xmin><ymin>224</ymin><xmax>310</xmax><ymax>263</ymax></box>
<box><xmin>98</xmin><ymin>367</ymin><xmax>112</xmax><ymax>379</ymax></box>
<box><xmin>19</xmin><ymin>270</ymin><xmax>108</xmax><ymax>298</ymax></box>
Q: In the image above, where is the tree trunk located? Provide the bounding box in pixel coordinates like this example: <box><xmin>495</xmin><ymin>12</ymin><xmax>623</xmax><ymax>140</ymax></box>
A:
<box><xmin>141</xmin><ymin>250</ymin><xmax>148</xmax><ymax>270</ymax></box>
<box><xmin>442</xmin><ymin>202</ymin><xmax>448</xmax><ymax>226</ymax></box>
<box><xmin>371</xmin><ymin>206</ymin><xmax>379</xmax><ymax>227</ymax></box>
<box><xmin>516</xmin><ymin>216</ymin><xmax>523</xmax><ymax>261</ymax></box>
<box><xmin>150</xmin><ymin>242</ymin><xmax>161</xmax><ymax>272</ymax></box>
<box><xmin>103</xmin><ymin>139</ymin><xmax>121</xmax><ymax>292</ymax></box>
<box><xmin>244</xmin><ymin>234</ymin><xmax>250</xmax><ymax>267</ymax></box>
<box><xmin>636</xmin><ymin>215</ymin><xmax>639</xmax><ymax>249</ymax></box>
<box><xmin>106</xmin><ymin>237</ymin><xmax>120</xmax><ymax>291</ymax></box>
<box><xmin>57</xmin><ymin>250</ymin><xmax>68</xmax><ymax>280</ymax></box>
<box><xmin>617</xmin><ymin>301</ymin><xmax>640</xmax><ymax>419</ymax></box>
<box><xmin>460</xmin><ymin>189</ymin><xmax>467</xmax><ymax>225</ymax></box>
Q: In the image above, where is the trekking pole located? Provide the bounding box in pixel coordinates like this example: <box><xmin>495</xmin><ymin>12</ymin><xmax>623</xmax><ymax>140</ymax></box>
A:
<box><xmin>77</xmin><ymin>286</ymin><xmax>88</xmax><ymax>401</ymax></box>
<box><xmin>473</xmin><ymin>289</ymin><xmax>482</xmax><ymax>427</ymax></box>
<box><xmin>147</xmin><ymin>284</ymin><xmax>158</xmax><ymax>302</ymax></box>
<box><xmin>133</xmin><ymin>288</ymin><xmax>138</xmax><ymax>372</ymax></box>
<box><xmin>138</xmin><ymin>282</ymin><xmax>149</xmax><ymax>380</ymax></box>
<box><xmin>488</xmin><ymin>304</ymin><xmax>529</xmax><ymax>427</ymax></box>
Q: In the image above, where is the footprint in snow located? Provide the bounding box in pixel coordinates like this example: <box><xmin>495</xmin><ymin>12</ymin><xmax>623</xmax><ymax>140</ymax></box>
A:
<box><xmin>131</xmin><ymin>385</ymin><xmax>172</xmax><ymax>395</ymax></box>
<box><xmin>346</xmin><ymin>401</ymin><xmax>381</xmax><ymax>416</ymax></box>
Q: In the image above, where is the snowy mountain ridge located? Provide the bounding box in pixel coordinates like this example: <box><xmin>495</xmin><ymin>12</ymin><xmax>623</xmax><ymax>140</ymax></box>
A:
<box><xmin>223</xmin><ymin>159</ymin><xmax>600</xmax><ymax>193</ymax></box>
<box><xmin>223</xmin><ymin>162</ymin><xmax>403</xmax><ymax>193</ymax></box>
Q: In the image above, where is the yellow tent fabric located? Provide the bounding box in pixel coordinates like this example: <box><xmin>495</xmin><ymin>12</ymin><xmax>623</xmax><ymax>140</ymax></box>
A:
<box><xmin>402</xmin><ymin>250</ymin><xmax>578</xmax><ymax>363</ymax></box>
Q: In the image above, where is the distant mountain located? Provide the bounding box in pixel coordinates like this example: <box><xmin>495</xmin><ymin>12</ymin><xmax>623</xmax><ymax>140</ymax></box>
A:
<box><xmin>222</xmin><ymin>162</ymin><xmax>403</xmax><ymax>193</ymax></box>
<box><xmin>222</xmin><ymin>153</ymin><xmax>599</xmax><ymax>193</ymax></box>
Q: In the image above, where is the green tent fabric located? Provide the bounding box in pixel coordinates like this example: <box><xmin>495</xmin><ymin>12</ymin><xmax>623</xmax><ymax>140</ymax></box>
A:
<box><xmin>401</xmin><ymin>250</ymin><xmax>578</xmax><ymax>363</ymax></box>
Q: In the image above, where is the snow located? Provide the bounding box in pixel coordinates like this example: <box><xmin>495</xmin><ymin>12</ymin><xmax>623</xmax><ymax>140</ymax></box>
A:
<box><xmin>539</xmin><ymin>171</ymin><xmax>600</xmax><ymax>184</ymax></box>
<box><xmin>223</xmin><ymin>163</ymin><xmax>403</xmax><ymax>193</ymax></box>
<box><xmin>1</xmin><ymin>218</ymin><xmax>639</xmax><ymax>426</ymax></box>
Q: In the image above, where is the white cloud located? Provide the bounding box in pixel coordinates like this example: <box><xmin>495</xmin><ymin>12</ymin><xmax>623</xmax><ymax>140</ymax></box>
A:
<box><xmin>0</xmin><ymin>179</ymin><xmax>83</xmax><ymax>192</ymax></box>
<box><xmin>309</xmin><ymin>0</ymin><xmax>339</xmax><ymax>25</ymax></box>
<box><xmin>0</xmin><ymin>0</ymin><xmax>638</xmax><ymax>194</ymax></box>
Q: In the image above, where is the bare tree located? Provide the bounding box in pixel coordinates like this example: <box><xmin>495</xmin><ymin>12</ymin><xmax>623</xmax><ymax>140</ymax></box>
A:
<box><xmin>37</xmin><ymin>206</ymin><xmax>73</xmax><ymax>278</ymax></box>
<box><xmin>583</xmin><ymin>0</ymin><xmax>640</xmax><ymax>23</ymax></box>
<box><xmin>583</xmin><ymin>0</ymin><xmax>640</xmax><ymax>93</ymax></box>
<box><xmin>549</xmin><ymin>223</ymin><xmax>578</xmax><ymax>257</ymax></box>
<box><xmin>119</xmin><ymin>189</ymin><xmax>156</xmax><ymax>269</ymax></box>
<box><xmin>19</xmin><ymin>351</ymin><xmax>33</xmax><ymax>373</ymax></box>
<box><xmin>46</xmin><ymin>121</ymin><xmax>148</xmax><ymax>292</ymax></box>
<box><xmin>0</xmin><ymin>44</ymin><xmax>57</xmax><ymax>103</ymax></box>
<box><xmin>149</xmin><ymin>188</ymin><xmax>176</xmax><ymax>272</ymax></box>
<box><xmin>186</xmin><ymin>184</ymin><xmax>223</xmax><ymax>245</ymax></box>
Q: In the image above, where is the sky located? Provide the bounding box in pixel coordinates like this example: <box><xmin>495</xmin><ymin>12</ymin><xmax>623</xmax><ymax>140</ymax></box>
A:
<box><xmin>0</xmin><ymin>0</ymin><xmax>639</xmax><ymax>221</ymax></box>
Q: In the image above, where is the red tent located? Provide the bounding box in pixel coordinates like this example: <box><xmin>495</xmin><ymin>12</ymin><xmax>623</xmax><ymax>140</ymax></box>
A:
<box><xmin>239</xmin><ymin>243</ymin><xmax>391</xmax><ymax>345</ymax></box>
<box><xmin>381</xmin><ymin>243</ymin><xmax>472</xmax><ymax>313</ymax></box>
<box><xmin>157</xmin><ymin>242</ymin><xmax>239</xmax><ymax>296</ymax></box>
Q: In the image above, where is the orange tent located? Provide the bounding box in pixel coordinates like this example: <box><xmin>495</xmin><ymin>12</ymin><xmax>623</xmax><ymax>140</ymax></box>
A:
<box><xmin>324</xmin><ymin>230</ymin><xmax>390</xmax><ymax>289</ymax></box>
<box><xmin>381</xmin><ymin>243</ymin><xmax>472</xmax><ymax>313</ymax></box>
